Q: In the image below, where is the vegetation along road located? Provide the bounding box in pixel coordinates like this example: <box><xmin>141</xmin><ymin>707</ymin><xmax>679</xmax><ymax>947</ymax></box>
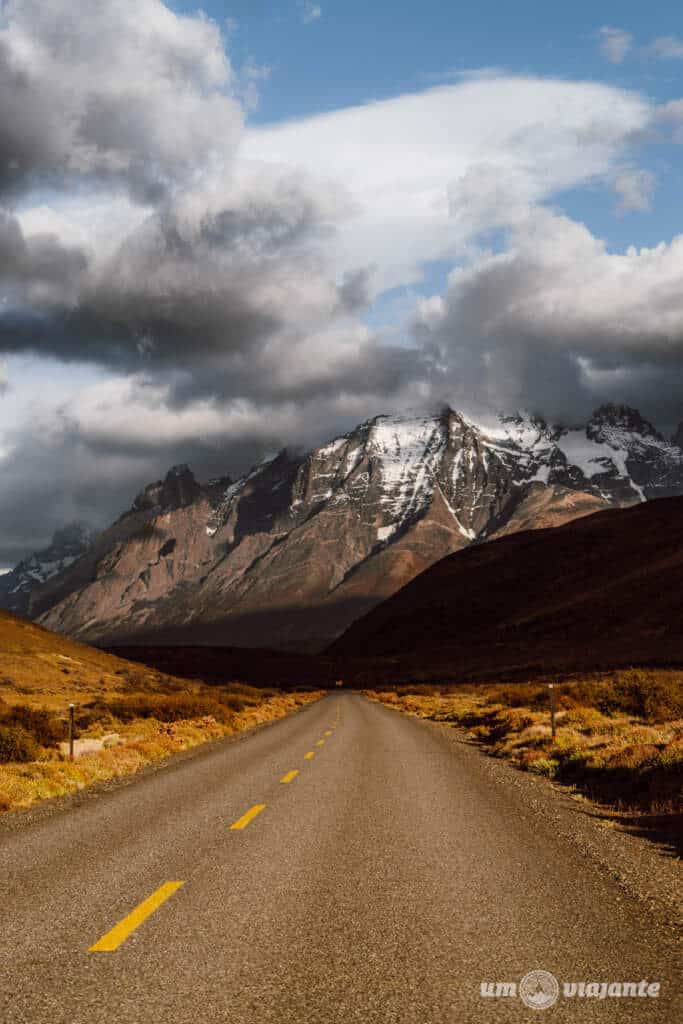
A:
<box><xmin>1</xmin><ymin>692</ymin><xmax>679</xmax><ymax>1023</ymax></box>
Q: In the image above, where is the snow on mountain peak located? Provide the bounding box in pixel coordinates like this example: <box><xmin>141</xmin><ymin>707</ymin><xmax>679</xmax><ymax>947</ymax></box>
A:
<box><xmin>195</xmin><ymin>403</ymin><xmax>683</xmax><ymax>543</ymax></box>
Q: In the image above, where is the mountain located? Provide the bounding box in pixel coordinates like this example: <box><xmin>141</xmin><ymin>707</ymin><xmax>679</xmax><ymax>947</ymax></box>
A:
<box><xmin>328</xmin><ymin>495</ymin><xmax>683</xmax><ymax>681</ymax></box>
<box><xmin>9</xmin><ymin>404</ymin><xmax>683</xmax><ymax>652</ymax></box>
<box><xmin>0</xmin><ymin>523</ymin><xmax>95</xmax><ymax>617</ymax></box>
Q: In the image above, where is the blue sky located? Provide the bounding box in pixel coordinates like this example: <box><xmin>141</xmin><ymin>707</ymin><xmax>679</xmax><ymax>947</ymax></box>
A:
<box><xmin>5</xmin><ymin>0</ymin><xmax>683</xmax><ymax>560</ymax></box>
<box><xmin>169</xmin><ymin>1</ymin><xmax>683</xmax><ymax>294</ymax></box>
<box><xmin>172</xmin><ymin>1</ymin><xmax>683</xmax><ymax>121</ymax></box>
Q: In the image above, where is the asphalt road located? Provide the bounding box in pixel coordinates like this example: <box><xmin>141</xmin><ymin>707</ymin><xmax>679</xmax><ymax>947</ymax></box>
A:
<box><xmin>1</xmin><ymin>692</ymin><xmax>679</xmax><ymax>1023</ymax></box>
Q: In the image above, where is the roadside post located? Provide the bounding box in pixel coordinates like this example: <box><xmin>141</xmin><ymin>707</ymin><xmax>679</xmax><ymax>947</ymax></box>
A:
<box><xmin>69</xmin><ymin>703</ymin><xmax>75</xmax><ymax>760</ymax></box>
<box><xmin>548</xmin><ymin>684</ymin><xmax>556</xmax><ymax>743</ymax></box>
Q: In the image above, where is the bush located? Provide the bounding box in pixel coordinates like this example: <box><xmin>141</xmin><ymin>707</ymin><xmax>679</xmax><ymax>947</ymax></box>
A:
<box><xmin>0</xmin><ymin>724</ymin><xmax>39</xmax><ymax>763</ymax></box>
<box><xmin>563</xmin><ymin>672</ymin><xmax>683</xmax><ymax>721</ymax></box>
<box><xmin>221</xmin><ymin>694</ymin><xmax>246</xmax><ymax>713</ymax></box>
<box><xmin>102</xmin><ymin>694</ymin><xmax>235</xmax><ymax>725</ymax></box>
<box><xmin>0</xmin><ymin>705</ymin><xmax>63</xmax><ymax>747</ymax></box>
<box><xmin>484</xmin><ymin>684</ymin><xmax>548</xmax><ymax>709</ymax></box>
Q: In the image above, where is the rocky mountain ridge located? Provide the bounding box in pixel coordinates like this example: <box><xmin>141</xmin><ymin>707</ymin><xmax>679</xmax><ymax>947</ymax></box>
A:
<box><xmin>7</xmin><ymin>403</ymin><xmax>683</xmax><ymax>651</ymax></box>
<box><xmin>0</xmin><ymin>524</ymin><xmax>95</xmax><ymax>617</ymax></box>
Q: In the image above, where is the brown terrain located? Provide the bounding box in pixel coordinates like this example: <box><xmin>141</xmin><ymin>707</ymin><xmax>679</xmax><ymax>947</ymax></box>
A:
<box><xmin>329</xmin><ymin>495</ymin><xmax>683</xmax><ymax>682</ymax></box>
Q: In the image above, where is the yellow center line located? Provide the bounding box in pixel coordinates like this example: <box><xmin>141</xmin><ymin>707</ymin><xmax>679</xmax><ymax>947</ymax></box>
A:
<box><xmin>89</xmin><ymin>882</ymin><xmax>184</xmax><ymax>953</ymax></box>
<box><xmin>280</xmin><ymin>769</ymin><xmax>299</xmax><ymax>784</ymax></box>
<box><xmin>316</xmin><ymin>739</ymin><xmax>325</xmax><ymax>746</ymax></box>
<box><xmin>304</xmin><ymin>751</ymin><xmax>315</xmax><ymax>760</ymax></box>
<box><xmin>324</xmin><ymin>730</ymin><xmax>333</xmax><ymax>736</ymax></box>
<box><xmin>230</xmin><ymin>803</ymin><xmax>267</xmax><ymax>830</ymax></box>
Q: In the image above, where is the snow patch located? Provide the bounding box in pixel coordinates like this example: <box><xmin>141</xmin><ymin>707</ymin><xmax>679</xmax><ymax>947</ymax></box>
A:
<box><xmin>558</xmin><ymin>430</ymin><xmax>628</xmax><ymax>479</ymax></box>
<box><xmin>317</xmin><ymin>437</ymin><xmax>346</xmax><ymax>457</ymax></box>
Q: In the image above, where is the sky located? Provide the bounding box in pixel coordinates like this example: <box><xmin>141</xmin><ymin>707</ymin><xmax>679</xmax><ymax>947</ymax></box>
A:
<box><xmin>3</xmin><ymin>0</ymin><xmax>683</xmax><ymax>563</ymax></box>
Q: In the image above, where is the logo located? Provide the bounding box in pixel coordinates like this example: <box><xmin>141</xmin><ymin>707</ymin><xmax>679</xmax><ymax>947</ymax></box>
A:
<box><xmin>519</xmin><ymin>970</ymin><xmax>560</xmax><ymax>1011</ymax></box>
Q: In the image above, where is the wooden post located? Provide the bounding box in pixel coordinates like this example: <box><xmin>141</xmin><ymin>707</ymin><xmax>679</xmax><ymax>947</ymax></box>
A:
<box><xmin>69</xmin><ymin>703</ymin><xmax>75</xmax><ymax>760</ymax></box>
<box><xmin>548</xmin><ymin>684</ymin><xmax>556</xmax><ymax>743</ymax></box>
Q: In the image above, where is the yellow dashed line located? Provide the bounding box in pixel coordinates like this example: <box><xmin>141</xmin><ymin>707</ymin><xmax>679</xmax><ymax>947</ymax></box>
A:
<box><xmin>316</xmin><ymin>739</ymin><xmax>325</xmax><ymax>747</ymax></box>
<box><xmin>280</xmin><ymin>770</ymin><xmax>299</xmax><ymax>784</ymax></box>
<box><xmin>304</xmin><ymin>751</ymin><xmax>315</xmax><ymax>760</ymax></box>
<box><xmin>89</xmin><ymin>882</ymin><xmax>184</xmax><ymax>952</ymax></box>
<box><xmin>230</xmin><ymin>803</ymin><xmax>267</xmax><ymax>830</ymax></box>
<box><xmin>324</xmin><ymin>730</ymin><xmax>333</xmax><ymax>736</ymax></box>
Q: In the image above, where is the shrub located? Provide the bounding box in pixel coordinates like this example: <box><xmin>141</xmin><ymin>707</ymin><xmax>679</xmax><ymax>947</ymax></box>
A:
<box><xmin>0</xmin><ymin>724</ymin><xmax>39</xmax><ymax>763</ymax></box>
<box><xmin>102</xmin><ymin>694</ymin><xmax>235</xmax><ymax>725</ymax></box>
<box><xmin>526</xmin><ymin>757</ymin><xmax>558</xmax><ymax>777</ymax></box>
<box><xmin>221</xmin><ymin>694</ymin><xmax>246</xmax><ymax>713</ymax></box>
<box><xmin>485</xmin><ymin>684</ymin><xmax>548</xmax><ymax>709</ymax></box>
<box><xmin>0</xmin><ymin>705</ymin><xmax>63</xmax><ymax>747</ymax></box>
<box><xmin>560</xmin><ymin>671</ymin><xmax>683</xmax><ymax>721</ymax></box>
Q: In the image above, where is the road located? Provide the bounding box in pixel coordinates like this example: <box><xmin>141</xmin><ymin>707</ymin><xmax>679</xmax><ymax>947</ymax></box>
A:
<box><xmin>0</xmin><ymin>692</ymin><xmax>679</xmax><ymax>1023</ymax></box>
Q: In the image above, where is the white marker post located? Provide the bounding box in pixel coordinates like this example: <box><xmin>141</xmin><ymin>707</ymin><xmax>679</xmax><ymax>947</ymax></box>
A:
<box><xmin>69</xmin><ymin>703</ymin><xmax>75</xmax><ymax>760</ymax></box>
<box><xmin>548</xmin><ymin>684</ymin><xmax>556</xmax><ymax>743</ymax></box>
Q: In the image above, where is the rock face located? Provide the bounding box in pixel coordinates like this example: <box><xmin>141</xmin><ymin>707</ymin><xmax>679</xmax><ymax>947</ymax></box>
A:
<box><xmin>10</xmin><ymin>404</ymin><xmax>683</xmax><ymax>652</ymax></box>
<box><xmin>0</xmin><ymin>523</ymin><xmax>95</xmax><ymax>617</ymax></box>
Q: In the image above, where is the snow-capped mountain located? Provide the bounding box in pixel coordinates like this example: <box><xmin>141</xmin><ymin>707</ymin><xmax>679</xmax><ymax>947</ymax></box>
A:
<box><xmin>13</xmin><ymin>403</ymin><xmax>683</xmax><ymax>651</ymax></box>
<box><xmin>0</xmin><ymin>523</ymin><xmax>95</xmax><ymax>617</ymax></box>
<box><xmin>481</xmin><ymin>404</ymin><xmax>683</xmax><ymax>505</ymax></box>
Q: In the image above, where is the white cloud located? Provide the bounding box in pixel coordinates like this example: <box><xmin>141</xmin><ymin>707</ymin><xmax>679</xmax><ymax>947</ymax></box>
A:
<box><xmin>646</xmin><ymin>35</ymin><xmax>683</xmax><ymax>59</ymax></box>
<box><xmin>413</xmin><ymin>206</ymin><xmax>683</xmax><ymax>419</ymax></box>
<box><xmin>299</xmin><ymin>2</ymin><xmax>322</xmax><ymax>24</ymax></box>
<box><xmin>597</xmin><ymin>26</ymin><xmax>633</xmax><ymax>64</ymax></box>
<box><xmin>0</xmin><ymin>0</ymin><xmax>242</xmax><ymax>199</ymax></box>
<box><xmin>244</xmin><ymin>77</ymin><xmax>651</xmax><ymax>294</ymax></box>
<box><xmin>613</xmin><ymin>167</ymin><xmax>655</xmax><ymax>213</ymax></box>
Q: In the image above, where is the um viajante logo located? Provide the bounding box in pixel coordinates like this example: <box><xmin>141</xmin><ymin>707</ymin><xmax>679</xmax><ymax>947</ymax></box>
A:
<box><xmin>480</xmin><ymin>970</ymin><xmax>661</xmax><ymax>1009</ymax></box>
<box><xmin>519</xmin><ymin>971</ymin><xmax>560</xmax><ymax>1010</ymax></box>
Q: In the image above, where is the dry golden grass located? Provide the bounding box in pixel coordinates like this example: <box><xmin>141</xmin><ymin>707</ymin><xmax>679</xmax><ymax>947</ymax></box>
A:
<box><xmin>0</xmin><ymin>692</ymin><xmax>322</xmax><ymax>813</ymax></box>
<box><xmin>0</xmin><ymin>610</ymin><xmax>200</xmax><ymax>709</ymax></box>
<box><xmin>0</xmin><ymin>610</ymin><xmax>324</xmax><ymax>813</ymax></box>
<box><xmin>366</xmin><ymin>669</ymin><xmax>683</xmax><ymax>816</ymax></box>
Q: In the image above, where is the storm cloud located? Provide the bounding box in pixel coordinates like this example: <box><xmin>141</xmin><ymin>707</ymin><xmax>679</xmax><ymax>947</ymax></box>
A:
<box><xmin>2</xmin><ymin>0</ymin><xmax>683</xmax><ymax>561</ymax></box>
<box><xmin>0</xmin><ymin>0</ymin><xmax>242</xmax><ymax>201</ymax></box>
<box><xmin>413</xmin><ymin>207</ymin><xmax>683</xmax><ymax>428</ymax></box>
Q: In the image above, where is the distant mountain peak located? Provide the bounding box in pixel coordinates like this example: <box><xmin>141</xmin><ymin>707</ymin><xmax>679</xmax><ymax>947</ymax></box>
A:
<box><xmin>132</xmin><ymin>464</ymin><xmax>200</xmax><ymax>513</ymax></box>
<box><xmin>0</xmin><ymin>520</ymin><xmax>95</xmax><ymax>616</ymax></box>
<box><xmin>588</xmin><ymin>403</ymin><xmax>661</xmax><ymax>440</ymax></box>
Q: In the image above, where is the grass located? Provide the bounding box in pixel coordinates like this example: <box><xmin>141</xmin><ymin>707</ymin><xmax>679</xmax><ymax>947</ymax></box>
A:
<box><xmin>0</xmin><ymin>610</ymin><xmax>324</xmax><ymax>813</ymax></box>
<box><xmin>365</xmin><ymin>668</ymin><xmax>683</xmax><ymax>824</ymax></box>
<box><xmin>0</xmin><ymin>688</ymin><xmax>323</xmax><ymax>813</ymax></box>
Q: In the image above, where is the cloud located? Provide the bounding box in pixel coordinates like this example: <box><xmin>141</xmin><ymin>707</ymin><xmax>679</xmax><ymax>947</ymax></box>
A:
<box><xmin>244</xmin><ymin>77</ymin><xmax>651</xmax><ymax>295</ymax></box>
<box><xmin>3</xmin><ymin>71</ymin><xmax>651</xmax><ymax>381</ymax></box>
<box><xmin>645</xmin><ymin>35</ymin><xmax>683</xmax><ymax>59</ymax></box>
<box><xmin>299</xmin><ymin>2</ymin><xmax>322</xmax><ymax>24</ymax></box>
<box><xmin>412</xmin><ymin>206</ymin><xmax>683</xmax><ymax>425</ymax></box>
<box><xmin>0</xmin><ymin>0</ymin><xmax>242</xmax><ymax>201</ymax></box>
<box><xmin>0</xmin><ymin>1</ymin><xmax>674</xmax><ymax>560</ymax></box>
<box><xmin>0</xmin><ymin>209</ymin><xmax>90</xmax><ymax>310</ymax></box>
<box><xmin>597</xmin><ymin>26</ymin><xmax>633</xmax><ymax>64</ymax></box>
<box><xmin>613</xmin><ymin>167</ymin><xmax>655</xmax><ymax>213</ymax></box>
<box><xmin>0</xmin><ymin>168</ymin><xmax>362</xmax><ymax>384</ymax></box>
<box><xmin>417</xmin><ymin>68</ymin><xmax>505</xmax><ymax>85</ymax></box>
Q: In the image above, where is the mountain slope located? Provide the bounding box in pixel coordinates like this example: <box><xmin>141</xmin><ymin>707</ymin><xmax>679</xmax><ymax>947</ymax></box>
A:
<box><xmin>329</xmin><ymin>495</ymin><xmax>683</xmax><ymax>680</ymax></box>
<box><xmin>13</xmin><ymin>403</ymin><xmax>683</xmax><ymax>652</ymax></box>
<box><xmin>0</xmin><ymin>608</ymin><xmax>189</xmax><ymax>710</ymax></box>
<box><xmin>0</xmin><ymin>524</ymin><xmax>94</xmax><ymax>617</ymax></box>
